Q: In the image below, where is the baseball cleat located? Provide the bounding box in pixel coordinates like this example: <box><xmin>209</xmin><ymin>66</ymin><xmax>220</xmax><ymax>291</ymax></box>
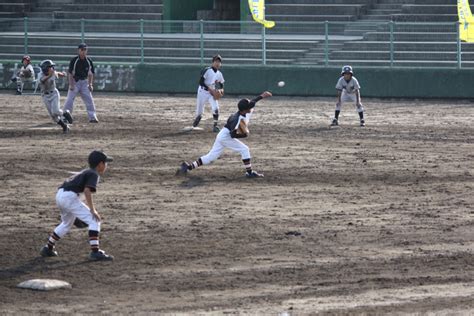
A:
<box><xmin>15</xmin><ymin>90</ymin><xmax>22</xmax><ymax>95</ymax></box>
<box><xmin>57</xmin><ymin>120</ymin><xmax>70</xmax><ymax>133</ymax></box>
<box><xmin>246</xmin><ymin>171</ymin><xmax>264</xmax><ymax>178</ymax></box>
<box><xmin>330</xmin><ymin>119</ymin><xmax>338</xmax><ymax>127</ymax></box>
<box><xmin>89</xmin><ymin>249</ymin><xmax>114</xmax><ymax>261</ymax></box>
<box><xmin>63</xmin><ymin>110</ymin><xmax>73</xmax><ymax>124</ymax></box>
<box><xmin>213</xmin><ymin>126</ymin><xmax>220</xmax><ymax>133</ymax></box>
<box><xmin>89</xmin><ymin>118</ymin><xmax>99</xmax><ymax>123</ymax></box>
<box><xmin>192</xmin><ymin>115</ymin><xmax>202</xmax><ymax>128</ymax></box>
<box><xmin>360</xmin><ymin>120</ymin><xmax>365</xmax><ymax>127</ymax></box>
<box><xmin>40</xmin><ymin>246</ymin><xmax>58</xmax><ymax>257</ymax></box>
<box><xmin>176</xmin><ymin>162</ymin><xmax>189</xmax><ymax>175</ymax></box>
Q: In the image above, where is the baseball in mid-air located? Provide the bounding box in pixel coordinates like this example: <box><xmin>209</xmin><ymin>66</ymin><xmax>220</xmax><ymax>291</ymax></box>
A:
<box><xmin>278</xmin><ymin>81</ymin><xmax>285</xmax><ymax>87</ymax></box>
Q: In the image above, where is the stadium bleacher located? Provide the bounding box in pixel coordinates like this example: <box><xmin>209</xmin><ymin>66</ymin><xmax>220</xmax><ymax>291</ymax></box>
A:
<box><xmin>0</xmin><ymin>0</ymin><xmax>472</xmax><ymax>67</ymax></box>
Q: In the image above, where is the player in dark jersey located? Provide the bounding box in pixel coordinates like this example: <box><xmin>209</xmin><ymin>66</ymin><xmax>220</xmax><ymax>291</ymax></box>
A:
<box><xmin>40</xmin><ymin>150</ymin><xmax>114</xmax><ymax>261</ymax></box>
<box><xmin>63</xmin><ymin>43</ymin><xmax>99</xmax><ymax>123</ymax></box>
<box><xmin>177</xmin><ymin>91</ymin><xmax>272</xmax><ymax>178</ymax></box>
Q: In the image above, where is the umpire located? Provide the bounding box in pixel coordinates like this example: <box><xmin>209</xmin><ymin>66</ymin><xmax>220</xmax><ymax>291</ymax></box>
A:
<box><xmin>64</xmin><ymin>43</ymin><xmax>99</xmax><ymax>123</ymax></box>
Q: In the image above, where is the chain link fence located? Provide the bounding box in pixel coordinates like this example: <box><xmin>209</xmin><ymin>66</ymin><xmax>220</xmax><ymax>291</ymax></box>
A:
<box><xmin>0</xmin><ymin>18</ymin><xmax>472</xmax><ymax>68</ymax></box>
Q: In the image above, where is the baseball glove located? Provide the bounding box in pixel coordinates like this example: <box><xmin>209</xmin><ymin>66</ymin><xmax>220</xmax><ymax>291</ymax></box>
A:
<box><xmin>73</xmin><ymin>218</ymin><xmax>88</xmax><ymax>228</ymax></box>
<box><xmin>237</xmin><ymin>119</ymin><xmax>249</xmax><ymax>135</ymax></box>
<box><xmin>213</xmin><ymin>89</ymin><xmax>224</xmax><ymax>100</ymax></box>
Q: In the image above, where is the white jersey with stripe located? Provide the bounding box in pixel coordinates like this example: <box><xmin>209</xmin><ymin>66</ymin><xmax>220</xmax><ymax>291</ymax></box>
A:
<box><xmin>335</xmin><ymin>76</ymin><xmax>360</xmax><ymax>94</ymax></box>
<box><xmin>199</xmin><ymin>67</ymin><xmax>224</xmax><ymax>90</ymax></box>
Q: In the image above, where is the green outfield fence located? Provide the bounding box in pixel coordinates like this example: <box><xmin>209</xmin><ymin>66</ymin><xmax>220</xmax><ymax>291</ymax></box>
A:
<box><xmin>0</xmin><ymin>18</ymin><xmax>473</xmax><ymax>68</ymax></box>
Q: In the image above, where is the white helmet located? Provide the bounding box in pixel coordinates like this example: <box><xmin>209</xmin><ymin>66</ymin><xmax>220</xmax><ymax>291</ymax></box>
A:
<box><xmin>341</xmin><ymin>65</ymin><xmax>353</xmax><ymax>75</ymax></box>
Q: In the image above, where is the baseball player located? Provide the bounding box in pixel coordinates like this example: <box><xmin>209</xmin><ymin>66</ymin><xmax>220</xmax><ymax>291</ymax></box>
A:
<box><xmin>192</xmin><ymin>54</ymin><xmax>225</xmax><ymax>132</ymax></box>
<box><xmin>11</xmin><ymin>55</ymin><xmax>34</xmax><ymax>95</ymax></box>
<box><xmin>63</xmin><ymin>43</ymin><xmax>99</xmax><ymax>123</ymax></box>
<box><xmin>40</xmin><ymin>150</ymin><xmax>114</xmax><ymax>261</ymax></box>
<box><xmin>38</xmin><ymin>59</ymin><xmax>73</xmax><ymax>133</ymax></box>
<box><xmin>178</xmin><ymin>91</ymin><xmax>272</xmax><ymax>178</ymax></box>
<box><xmin>331</xmin><ymin>65</ymin><xmax>365</xmax><ymax>127</ymax></box>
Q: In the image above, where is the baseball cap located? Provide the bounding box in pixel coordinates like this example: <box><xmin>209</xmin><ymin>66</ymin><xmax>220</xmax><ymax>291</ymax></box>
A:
<box><xmin>88</xmin><ymin>150</ymin><xmax>113</xmax><ymax>168</ymax></box>
<box><xmin>212</xmin><ymin>54</ymin><xmax>222</xmax><ymax>62</ymax></box>
<box><xmin>238</xmin><ymin>99</ymin><xmax>255</xmax><ymax>111</ymax></box>
<box><xmin>78</xmin><ymin>43</ymin><xmax>88</xmax><ymax>49</ymax></box>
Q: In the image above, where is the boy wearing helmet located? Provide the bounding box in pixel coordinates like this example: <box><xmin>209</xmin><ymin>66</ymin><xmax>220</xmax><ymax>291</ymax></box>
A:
<box><xmin>40</xmin><ymin>150</ymin><xmax>114</xmax><ymax>261</ymax></box>
<box><xmin>331</xmin><ymin>65</ymin><xmax>365</xmax><ymax>127</ymax></box>
<box><xmin>11</xmin><ymin>55</ymin><xmax>34</xmax><ymax>95</ymax></box>
<box><xmin>178</xmin><ymin>91</ymin><xmax>272</xmax><ymax>178</ymax></box>
<box><xmin>39</xmin><ymin>59</ymin><xmax>73</xmax><ymax>133</ymax></box>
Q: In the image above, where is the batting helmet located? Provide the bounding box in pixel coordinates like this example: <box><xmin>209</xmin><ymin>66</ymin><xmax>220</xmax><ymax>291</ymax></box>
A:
<box><xmin>341</xmin><ymin>65</ymin><xmax>353</xmax><ymax>75</ymax></box>
<box><xmin>22</xmin><ymin>55</ymin><xmax>31</xmax><ymax>63</ymax></box>
<box><xmin>40</xmin><ymin>59</ymin><xmax>56</xmax><ymax>75</ymax></box>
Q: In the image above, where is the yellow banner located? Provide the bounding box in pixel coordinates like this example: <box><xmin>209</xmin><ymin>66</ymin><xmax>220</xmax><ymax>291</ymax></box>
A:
<box><xmin>458</xmin><ymin>0</ymin><xmax>474</xmax><ymax>42</ymax></box>
<box><xmin>248</xmin><ymin>0</ymin><xmax>275</xmax><ymax>28</ymax></box>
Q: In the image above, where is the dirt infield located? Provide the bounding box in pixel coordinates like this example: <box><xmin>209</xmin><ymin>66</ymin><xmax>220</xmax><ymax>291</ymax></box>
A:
<box><xmin>0</xmin><ymin>92</ymin><xmax>473</xmax><ymax>314</ymax></box>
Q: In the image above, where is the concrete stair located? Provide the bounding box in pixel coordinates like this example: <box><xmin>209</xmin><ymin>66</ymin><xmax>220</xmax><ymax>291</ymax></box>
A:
<box><xmin>328</xmin><ymin>0</ymin><xmax>472</xmax><ymax>67</ymax></box>
<box><xmin>0</xmin><ymin>34</ymin><xmax>317</xmax><ymax>65</ymax></box>
<box><xmin>0</xmin><ymin>0</ymin><xmax>471</xmax><ymax>68</ymax></box>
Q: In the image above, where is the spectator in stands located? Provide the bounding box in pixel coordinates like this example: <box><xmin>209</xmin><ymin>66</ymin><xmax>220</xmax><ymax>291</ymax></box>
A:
<box><xmin>11</xmin><ymin>55</ymin><xmax>35</xmax><ymax>95</ymax></box>
<box><xmin>63</xmin><ymin>43</ymin><xmax>99</xmax><ymax>123</ymax></box>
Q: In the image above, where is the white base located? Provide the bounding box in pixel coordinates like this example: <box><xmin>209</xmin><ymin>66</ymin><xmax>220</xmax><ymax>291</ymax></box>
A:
<box><xmin>17</xmin><ymin>279</ymin><xmax>72</xmax><ymax>291</ymax></box>
<box><xmin>182</xmin><ymin>126</ymin><xmax>204</xmax><ymax>132</ymax></box>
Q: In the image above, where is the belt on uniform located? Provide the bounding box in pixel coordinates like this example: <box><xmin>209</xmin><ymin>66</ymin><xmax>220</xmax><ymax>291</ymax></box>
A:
<box><xmin>200</xmin><ymin>86</ymin><xmax>209</xmax><ymax>91</ymax></box>
<box><xmin>61</xmin><ymin>188</ymin><xmax>79</xmax><ymax>196</ymax></box>
<box><xmin>43</xmin><ymin>90</ymin><xmax>54</xmax><ymax>95</ymax></box>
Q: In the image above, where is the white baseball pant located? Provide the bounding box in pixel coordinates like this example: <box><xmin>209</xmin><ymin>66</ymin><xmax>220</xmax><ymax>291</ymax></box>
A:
<box><xmin>42</xmin><ymin>89</ymin><xmax>63</xmax><ymax>123</ymax></box>
<box><xmin>196</xmin><ymin>87</ymin><xmax>219</xmax><ymax>117</ymax></box>
<box><xmin>63</xmin><ymin>79</ymin><xmax>97</xmax><ymax>120</ymax></box>
<box><xmin>337</xmin><ymin>91</ymin><xmax>364</xmax><ymax>113</ymax></box>
<box><xmin>200</xmin><ymin>128</ymin><xmax>250</xmax><ymax>165</ymax></box>
<box><xmin>53</xmin><ymin>188</ymin><xmax>100</xmax><ymax>238</ymax></box>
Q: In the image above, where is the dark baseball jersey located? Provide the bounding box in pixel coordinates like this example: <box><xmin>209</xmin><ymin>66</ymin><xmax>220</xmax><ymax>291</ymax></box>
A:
<box><xmin>224</xmin><ymin>96</ymin><xmax>263</xmax><ymax>138</ymax></box>
<box><xmin>224</xmin><ymin>111</ymin><xmax>244</xmax><ymax>133</ymax></box>
<box><xmin>68</xmin><ymin>56</ymin><xmax>94</xmax><ymax>82</ymax></box>
<box><xmin>60</xmin><ymin>168</ymin><xmax>100</xmax><ymax>193</ymax></box>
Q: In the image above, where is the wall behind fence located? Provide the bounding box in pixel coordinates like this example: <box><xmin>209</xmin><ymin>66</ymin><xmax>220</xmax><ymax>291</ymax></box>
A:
<box><xmin>135</xmin><ymin>64</ymin><xmax>474</xmax><ymax>99</ymax></box>
<box><xmin>0</xmin><ymin>62</ymin><xmax>136</xmax><ymax>92</ymax></box>
<box><xmin>1</xmin><ymin>62</ymin><xmax>473</xmax><ymax>98</ymax></box>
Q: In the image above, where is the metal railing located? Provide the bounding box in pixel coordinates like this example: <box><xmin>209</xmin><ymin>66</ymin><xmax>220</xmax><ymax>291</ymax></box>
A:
<box><xmin>0</xmin><ymin>18</ymin><xmax>472</xmax><ymax>68</ymax></box>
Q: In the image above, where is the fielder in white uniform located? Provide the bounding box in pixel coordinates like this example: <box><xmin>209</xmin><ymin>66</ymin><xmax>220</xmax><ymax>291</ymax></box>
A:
<box><xmin>178</xmin><ymin>91</ymin><xmax>272</xmax><ymax>178</ymax></box>
<box><xmin>331</xmin><ymin>65</ymin><xmax>365</xmax><ymax>127</ymax></box>
<box><xmin>192</xmin><ymin>55</ymin><xmax>225</xmax><ymax>132</ymax></box>
<box><xmin>11</xmin><ymin>55</ymin><xmax>34</xmax><ymax>95</ymax></box>
<box><xmin>38</xmin><ymin>59</ymin><xmax>73</xmax><ymax>133</ymax></box>
<box><xmin>40</xmin><ymin>150</ymin><xmax>114</xmax><ymax>261</ymax></box>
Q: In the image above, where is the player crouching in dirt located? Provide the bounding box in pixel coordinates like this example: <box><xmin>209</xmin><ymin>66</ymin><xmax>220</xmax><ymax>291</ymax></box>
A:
<box><xmin>40</xmin><ymin>150</ymin><xmax>114</xmax><ymax>261</ymax></box>
<box><xmin>331</xmin><ymin>65</ymin><xmax>365</xmax><ymax>127</ymax></box>
<box><xmin>177</xmin><ymin>91</ymin><xmax>272</xmax><ymax>178</ymax></box>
